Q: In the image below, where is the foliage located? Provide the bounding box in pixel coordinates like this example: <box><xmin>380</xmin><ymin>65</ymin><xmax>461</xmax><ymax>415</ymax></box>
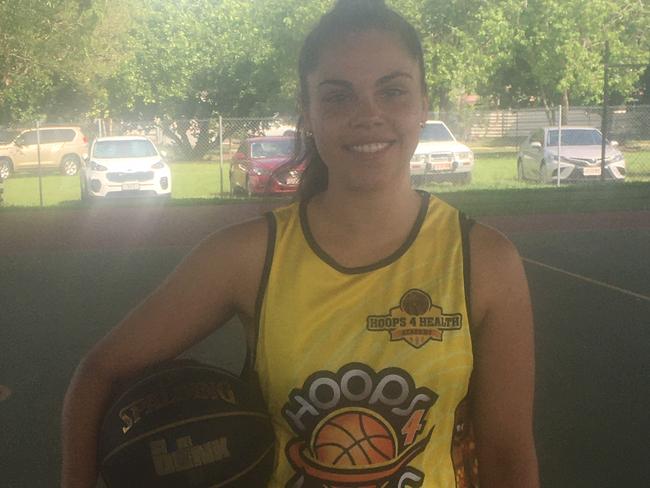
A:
<box><xmin>1</xmin><ymin>0</ymin><xmax>648</xmax><ymax>129</ymax></box>
<box><xmin>501</xmin><ymin>0</ymin><xmax>650</xmax><ymax>117</ymax></box>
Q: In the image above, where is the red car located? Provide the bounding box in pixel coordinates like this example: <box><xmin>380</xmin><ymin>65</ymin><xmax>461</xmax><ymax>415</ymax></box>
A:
<box><xmin>229</xmin><ymin>136</ymin><xmax>304</xmax><ymax>196</ymax></box>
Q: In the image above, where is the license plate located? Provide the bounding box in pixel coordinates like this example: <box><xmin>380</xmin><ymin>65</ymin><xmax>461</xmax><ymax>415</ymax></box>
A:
<box><xmin>122</xmin><ymin>183</ymin><xmax>140</xmax><ymax>190</ymax></box>
<box><xmin>433</xmin><ymin>163</ymin><xmax>452</xmax><ymax>171</ymax></box>
<box><xmin>285</xmin><ymin>176</ymin><xmax>299</xmax><ymax>185</ymax></box>
<box><xmin>583</xmin><ymin>167</ymin><xmax>601</xmax><ymax>176</ymax></box>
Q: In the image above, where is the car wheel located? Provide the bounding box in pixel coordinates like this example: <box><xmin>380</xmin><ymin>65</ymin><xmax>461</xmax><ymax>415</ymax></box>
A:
<box><xmin>538</xmin><ymin>162</ymin><xmax>547</xmax><ymax>184</ymax></box>
<box><xmin>0</xmin><ymin>158</ymin><xmax>12</xmax><ymax>180</ymax></box>
<box><xmin>517</xmin><ymin>159</ymin><xmax>525</xmax><ymax>181</ymax></box>
<box><xmin>229</xmin><ymin>174</ymin><xmax>240</xmax><ymax>196</ymax></box>
<box><xmin>230</xmin><ymin>175</ymin><xmax>243</xmax><ymax>196</ymax></box>
<box><xmin>61</xmin><ymin>155</ymin><xmax>80</xmax><ymax>176</ymax></box>
<box><xmin>246</xmin><ymin>177</ymin><xmax>255</xmax><ymax>198</ymax></box>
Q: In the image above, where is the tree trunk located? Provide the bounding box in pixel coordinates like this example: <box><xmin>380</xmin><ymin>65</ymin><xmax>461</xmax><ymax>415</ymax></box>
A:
<box><xmin>438</xmin><ymin>86</ymin><xmax>452</xmax><ymax>115</ymax></box>
<box><xmin>539</xmin><ymin>88</ymin><xmax>555</xmax><ymax>125</ymax></box>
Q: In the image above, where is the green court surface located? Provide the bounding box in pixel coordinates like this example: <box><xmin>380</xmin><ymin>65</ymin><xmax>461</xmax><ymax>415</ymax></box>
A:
<box><xmin>0</xmin><ymin>213</ymin><xmax>648</xmax><ymax>487</ymax></box>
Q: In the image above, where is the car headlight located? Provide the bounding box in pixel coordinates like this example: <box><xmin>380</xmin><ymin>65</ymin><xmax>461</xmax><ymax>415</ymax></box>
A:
<box><xmin>90</xmin><ymin>161</ymin><xmax>107</xmax><ymax>171</ymax></box>
<box><xmin>551</xmin><ymin>155</ymin><xmax>571</xmax><ymax>163</ymax></box>
<box><xmin>411</xmin><ymin>154</ymin><xmax>428</xmax><ymax>163</ymax></box>
<box><xmin>151</xmin><ymin>161</ymin><xmax>165</xmax><ymax>169</ymax></box>
<box><xmin>251</xmin><ymin>167</ymin><xmax>271</xmax><ymax>176</ymax></box>
<box><xmin>608</xmin><ymin>154</ymin><xmax>624</xmax><ymax>163</ymax></box>
<box><xmin>454</xmin><ymin>151</ymin><xmax>473</xmax><ymax>161</ymax></box>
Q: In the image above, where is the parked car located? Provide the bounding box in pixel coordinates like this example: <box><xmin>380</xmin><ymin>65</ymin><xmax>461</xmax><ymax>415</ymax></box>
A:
<box><xmin>517</xmin><ymin>127</ymin><xmax>626</xmax><ymax>183</ymax></box>
<box><xmin>229</xmin><ymin>136</ymin><xmax>303</xmax><ymax>196</ymax></box>
<box><xmin>0</xmin><ymin>126</ymin><xmax>87</xmax><ymax>179</ymax></box>
<box><xmin>80</xmin><ymin>136</ymin><xmax>171</xmax><ymax>199</ymax></box>
<box><xmin>410</xmin><ymin>120</ymin><xmax>474</xmax><ymax>185</ymax></box>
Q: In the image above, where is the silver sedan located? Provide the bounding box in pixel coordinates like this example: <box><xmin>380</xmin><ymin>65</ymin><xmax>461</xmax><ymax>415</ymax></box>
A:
<box><xmin>517</xmin><ymin>127</ymin><xmax>626</xmax><ymax>183</ymax></box>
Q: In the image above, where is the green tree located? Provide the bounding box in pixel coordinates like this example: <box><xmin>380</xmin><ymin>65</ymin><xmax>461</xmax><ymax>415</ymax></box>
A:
<box><xmin>0</xmin><ymin>0</ymin><xmax>133</xmax><ymax>124</ymax></box>
<box><xmin>512</xmin><ymin>0</ymin><xmax>650</xmax><ymax>121</ymax></box>
<box><xmin>102</xmin><ymin>0</ymin><xmax>331</xmax><ymax>158</ymax></box>
<box><xmin>392</xmin><ymin>0</ymin><xmax>526</xmax><ymax>113</ymax></box>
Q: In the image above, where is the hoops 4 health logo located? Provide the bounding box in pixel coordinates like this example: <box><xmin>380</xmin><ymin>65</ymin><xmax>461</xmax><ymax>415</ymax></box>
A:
<box><xmin>366</xmin><ymin>289</ymin><xmax>462</xmax><ymax>348</ymax></box>
<box><xmin>282</xmin><ymin>363</ymin><xmax>438</xmax><ymax>488</ymax></box>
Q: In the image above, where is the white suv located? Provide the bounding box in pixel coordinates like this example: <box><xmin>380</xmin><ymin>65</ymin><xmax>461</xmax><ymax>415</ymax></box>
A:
<box><xmin>410</xmin><ymin>121</ymin><xmax>474</xmax><ymax>185</ymax></box>
<box><xmin>81</xmin><ymin>136</ymin><xmax>172</xmax><ymax>199</ymax></box>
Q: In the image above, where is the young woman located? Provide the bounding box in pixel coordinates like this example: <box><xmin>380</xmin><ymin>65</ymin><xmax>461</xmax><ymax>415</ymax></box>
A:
<box><xmin>61</xmin><ymin>1</ymin><xmax>538</xmax><ymax>487</ymax></box>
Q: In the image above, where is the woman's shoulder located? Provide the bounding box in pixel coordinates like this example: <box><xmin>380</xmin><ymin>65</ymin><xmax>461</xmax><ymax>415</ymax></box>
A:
<box><xmin>199</xmin><ymin>214</ymin><xmax>271</xmax><ymax>260</ymax></box>
<box><xmin>469</xmin><ymin>222</ymin><xmax>519</xmax><ymax>259</ymax></box>
<box><xmin>468</xmin><ymin>222</ymin><xmax>527</xmax><ymax>328</ymax></box>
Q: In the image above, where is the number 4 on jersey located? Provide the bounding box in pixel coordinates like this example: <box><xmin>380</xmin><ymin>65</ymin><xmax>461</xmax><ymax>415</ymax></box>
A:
<box><xmin>401</xmin><ymin>409</ymin><xmax>426</xmax><ymax>446</ymax></box>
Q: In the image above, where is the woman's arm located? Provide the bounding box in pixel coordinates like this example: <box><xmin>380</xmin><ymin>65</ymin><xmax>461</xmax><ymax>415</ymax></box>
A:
<box><xmin>60</xmin><ymin>217</ymin><xmax>268</xmax><ymax>488</ymax></box>
<box><xmin>469</xmin><ymin>223</ymin><xmax>539</xmax><ymax>488</ymax></box>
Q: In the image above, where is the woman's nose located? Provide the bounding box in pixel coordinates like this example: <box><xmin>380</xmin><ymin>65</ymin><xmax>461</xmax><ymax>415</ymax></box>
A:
<box><xmin>352</xmin><ymin>94</ymin><xmax>384</xmax><ymax>128</ymax></box>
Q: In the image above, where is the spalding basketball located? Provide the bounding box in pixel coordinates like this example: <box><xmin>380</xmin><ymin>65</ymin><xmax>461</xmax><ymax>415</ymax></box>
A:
<box><xmin>98</xmin><ymin>360</ymin><xmax>275</xmax><ymax>488</ymax></box>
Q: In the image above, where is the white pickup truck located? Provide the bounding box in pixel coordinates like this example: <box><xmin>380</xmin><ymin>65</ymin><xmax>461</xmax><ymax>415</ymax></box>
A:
<box><xmin>410</xmin><ymin>120</ymin><xmax>474</xmax><ymax>185</ymax></box>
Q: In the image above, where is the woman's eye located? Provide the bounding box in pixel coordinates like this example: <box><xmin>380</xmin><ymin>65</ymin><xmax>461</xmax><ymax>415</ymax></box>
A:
<box><xmin>323</xmin><ymin>92</ymin><xmax>350</xmax><ymax>103</ymax></box>
<box><xmin>382</xmin><ymin>87</ymin><xmax>406</xmax><ymax>98</ymax></box>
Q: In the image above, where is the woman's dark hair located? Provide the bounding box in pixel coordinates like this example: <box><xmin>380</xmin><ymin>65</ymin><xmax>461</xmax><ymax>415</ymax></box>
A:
<box><xmin>291</xmin><ymin>0</ymin><xmax>427</xmax><ymax>200</ymax></box>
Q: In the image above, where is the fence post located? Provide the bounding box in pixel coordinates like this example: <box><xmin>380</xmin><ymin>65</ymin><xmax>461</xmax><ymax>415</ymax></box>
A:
<box><xmin>600</xmin><ymin>41</ymin><xmax>609</xmax><ymax>182</ymax></box>
<box><xmin>219</xmin><ymin>115</ymin><xmax>224</xmax><ymax>195</ymax></box>
<box><xmin>556</xmin><ymin>106</ymin><xmax>562</xmax><ymax>187</ymax></box>
<box><xmin>36</xmin><ymin>120</ymin><xmax>44</xmax><ymax>207</ymax></box>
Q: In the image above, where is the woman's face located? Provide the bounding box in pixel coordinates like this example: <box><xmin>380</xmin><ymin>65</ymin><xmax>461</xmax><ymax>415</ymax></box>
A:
<box><xmin>304</xmin><ymin>29</ymin><xmax>428</xmax><ymax>193</ymax></box>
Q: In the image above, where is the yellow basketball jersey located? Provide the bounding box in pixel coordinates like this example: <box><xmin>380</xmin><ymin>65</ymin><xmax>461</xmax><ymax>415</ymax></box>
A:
<box><xmin>254</xmin><ymin>191</ymin><xmax>478</xmax><ymax>488</ymax></box>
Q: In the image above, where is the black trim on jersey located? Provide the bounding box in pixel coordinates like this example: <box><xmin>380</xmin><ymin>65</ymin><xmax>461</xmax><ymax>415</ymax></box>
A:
<box><xmin>299</xmin><ymin>190</ymin><xmax>430</xmax><ymax>275</ymax></box>
<box><xmin>459</xmin><ymin>212</ymin><xmax>475</xmax><ymax>329</ymax></box>
<box><xmin>242</xmin><ymin>211</ymin><xmax>277</xmax><ymax>380</ymax></box>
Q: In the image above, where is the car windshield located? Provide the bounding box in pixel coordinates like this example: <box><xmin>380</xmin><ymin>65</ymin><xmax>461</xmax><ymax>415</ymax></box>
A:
<box><xmin>93</xmin><ymin>139</ymin><xmax>158</xmax><ymax>158</ymax></box>
<box><xmin>547</xmin><ymin>129</ymin><xmax>602</xmax><ymax>146</ymax></box>
<box><xmin>420</xmin><ymin>123</ymin><xmax>455</xmax><ymax>142</ymax></box>
<box><xmin>251</xmin><ymin>140</ymin><xmax>294</xmax><ymax>158</ymax></box>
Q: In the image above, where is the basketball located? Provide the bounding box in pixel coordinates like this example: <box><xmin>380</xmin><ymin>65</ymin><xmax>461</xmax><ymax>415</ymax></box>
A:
<box><xmin>311</xmin><ymin>409</ymin><xmax>396</xmax><ymax>467</ymax></box>
<box><xmin>98</xmin><ymin>360</ymin><xmax>275</xmax><ymax>488</ymax></box>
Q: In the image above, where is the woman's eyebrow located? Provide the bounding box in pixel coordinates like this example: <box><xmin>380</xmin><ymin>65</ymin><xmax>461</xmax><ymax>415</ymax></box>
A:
<box><xmin>377</xmin><ymin>71</ymin><xmax>413</xmax><ymax>85</ymax></box>
<box><xmin>317</xmin><ymin>71</ymin><xmax>412</xmax><ymax>89</ymax></box>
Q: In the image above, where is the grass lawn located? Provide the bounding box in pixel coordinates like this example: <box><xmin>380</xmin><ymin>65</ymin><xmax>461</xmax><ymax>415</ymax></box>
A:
<box><xmin>169</xmin><ymin>161</ymin><xmax>231</xmax><ymax>198</ymax></box>
<box><xmin>1</xmin><ymin>161</ymin><xmax>232</xmax><ymax>206</ymax></box>
<box><xmin>1</xmin><ymin>154</ymin><xmax>649</xmax><ymax>214</ymax></box>
<box><xmin>1</xmin><ymin>172</ymin><xmax>82</xmax><ymax>206</ymax></box>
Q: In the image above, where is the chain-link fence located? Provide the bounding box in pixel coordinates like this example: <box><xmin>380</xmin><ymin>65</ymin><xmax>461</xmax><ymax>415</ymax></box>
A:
<box><xmin>1</xmin><ymin>107</ymin><xmax>648</xmax><ymax>206</ymax></box>
<box><xmin>442</xmin><ymin>105</ymin><xmax>650</xmax><ymax>184</ymax></box>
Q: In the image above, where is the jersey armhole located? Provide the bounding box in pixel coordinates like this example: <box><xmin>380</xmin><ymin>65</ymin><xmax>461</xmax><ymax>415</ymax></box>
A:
<box><xmin>241</xmin><ymin>211</ymin><xmax>277</xmax><ymax>380</ymax></box>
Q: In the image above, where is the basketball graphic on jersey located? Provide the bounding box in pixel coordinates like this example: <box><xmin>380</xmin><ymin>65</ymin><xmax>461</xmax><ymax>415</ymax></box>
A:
<box><xmin>283</xmin><ymin>364</ymin><xmax>438</xmax><ymax>487</ymax></box>
<box><xmin>311</xmin><ymin>409</ymin><xmax>397</xmax><ymax>467</ymax></box>
<box><xmin>399</xmin><ymin>289</ymin><xmax>431</xmax><ymax>316</ymax></box>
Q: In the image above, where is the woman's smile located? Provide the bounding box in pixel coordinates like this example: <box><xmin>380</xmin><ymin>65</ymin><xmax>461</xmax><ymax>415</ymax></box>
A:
<box><xmin>347</xmin><ymin>141</ymin><xmax>394</xmax><ymax>154</ymax></box>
